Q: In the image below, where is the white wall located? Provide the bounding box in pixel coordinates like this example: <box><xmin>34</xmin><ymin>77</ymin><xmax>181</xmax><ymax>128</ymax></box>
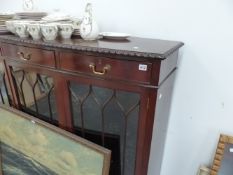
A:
<box><xmin>1</xmin><ymin>0</ymin><xmax>233</xmax><ymax>175</ymax></box>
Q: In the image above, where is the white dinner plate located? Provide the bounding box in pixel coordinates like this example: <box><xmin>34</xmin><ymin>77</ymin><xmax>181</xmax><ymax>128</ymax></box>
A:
<box><xmin>16</xmin><ymin>12</ymin><xmax>47</xmax><ymax>16</ymax></box>
<box><xmin>99</xmin><ymin>32</ymin><xmax>130</xmax><ymax>40</ymax></box>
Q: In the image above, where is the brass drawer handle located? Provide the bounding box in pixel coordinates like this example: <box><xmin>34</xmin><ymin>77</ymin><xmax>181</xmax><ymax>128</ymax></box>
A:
<box><xmin>89</xmin><ymin>63</ymin><xmax>111</xmax><ymax>75</ymax></box>
<box><xmin>17</xmin><ymin>52</ymin><xmax>31</xmax><ymax>61</ymax></box>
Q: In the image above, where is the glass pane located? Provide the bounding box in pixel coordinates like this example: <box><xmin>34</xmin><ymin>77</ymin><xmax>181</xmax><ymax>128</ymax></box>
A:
<box><xmin>69</xmin><ymin>81</ymin><xmax>140</xmax><ymax>175</ymax></box>
<box><xmin>0</xmin><ymin>63</ymin><xmax>10</xmax><ymax>106</ymax></box>
<box><xmin>10</xmin><ymin>67</ymin><xmax>57</xmax><ymax>124</ymax></box>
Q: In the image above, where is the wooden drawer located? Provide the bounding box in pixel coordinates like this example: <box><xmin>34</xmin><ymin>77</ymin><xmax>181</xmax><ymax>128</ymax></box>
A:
<box><xmin>1</xmin><ymin>43</ymin><xmax>55</xmax><ymax>68</ymax></box>
<box><xmin>59</xmin><ymin>52</ymin><xmax>152</xmax><ymax>83</ymax></box>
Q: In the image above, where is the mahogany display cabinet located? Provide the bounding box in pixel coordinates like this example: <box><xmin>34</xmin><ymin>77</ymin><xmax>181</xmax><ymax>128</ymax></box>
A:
<box><xmin>0</xmin><ymin>35</ymin><xmax>183</xmax><ymax>175</ymax></box>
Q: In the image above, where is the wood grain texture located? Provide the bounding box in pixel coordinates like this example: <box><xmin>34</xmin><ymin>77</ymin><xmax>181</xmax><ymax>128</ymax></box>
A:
<box><xmin>59</xmin><ymin>51</ymin><xmax>154</xmax><ymax>84</ymax></box>
<box><xmin>0</xmin><ymin>35</ymin><xmax>183</xmax><ymax>60</ymax></box>
<box><xmin>1</xmin><ymin>43</ymin><xmax>55</xmax><ymax>68</ymax></box>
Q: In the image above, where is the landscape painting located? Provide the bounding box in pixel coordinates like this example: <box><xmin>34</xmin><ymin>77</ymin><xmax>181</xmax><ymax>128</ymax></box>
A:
<box><xmin>0</xmin><ymin>105</ymin><xmax>111</xmax><ymax>175</ymax></box>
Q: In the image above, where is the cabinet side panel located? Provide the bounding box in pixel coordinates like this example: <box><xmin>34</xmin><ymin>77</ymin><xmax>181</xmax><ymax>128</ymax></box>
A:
<box><xmin>159</xmin><ymin>51</ymin><xmax>178</xmax><ymax>85</ymax></box>
<box><xmin>148</xmin><ymin>70</ymin><xmax>176</xmax><ymax>175</ymax></box>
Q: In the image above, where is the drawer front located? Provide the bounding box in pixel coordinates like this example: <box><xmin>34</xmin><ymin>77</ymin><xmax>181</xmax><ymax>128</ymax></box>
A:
<box><xmin>59</xmin><ymin>52</ymin><xmax>152</xmax><ymax>83</ymax></box>
<box><xmin>1</xmin><ymin>43</ymin><xmax>55</xmax><ymax>68</ymax></box>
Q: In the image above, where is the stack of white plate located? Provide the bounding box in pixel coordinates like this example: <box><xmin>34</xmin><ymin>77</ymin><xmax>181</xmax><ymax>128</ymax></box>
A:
<box><xmin>15</xmin><ymin>12</ymin><xmax>47</xmax><ymax>20</ymax></box>
<box><xmin>0</xmin><ymin>13</ymin><xmax>14</xmax><ymax>34</ymax></box>
<box><xmin>0</xmin><ymin>13</ymin><xmax>14</xmax><ymax>25</ymax></box>
<box><xmin>72</xmin><ymin>28</ymin><xmax>80</xmax><ymax>36</ymax></box>
<box><xmin>71</xmin><ymin>17</ymin><xmax>81</xmax><ymax>36</ymax></box>
<box><xmin>0</xmin><ymin>25</ymin><xmax>10</xmax><ymax>35</ymax></box>
<box><xmin>42</xmin><ymin>12</ymin><xmax>70</xmax><ymax>22</ymax></box>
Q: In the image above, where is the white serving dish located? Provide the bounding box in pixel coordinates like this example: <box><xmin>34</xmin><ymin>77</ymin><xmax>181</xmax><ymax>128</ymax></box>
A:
<box><xmin>99</xmin><ymin>32</ymin><xmax>130</xmax><ymax>40</ymax></box>
<box><xmin>40</xmin><ymin>23</ymin><xmax>58</xmax><ymax>41</ymax></box>
<box><xmin>58</xmin><ymin>23</ymin><xmax>74</xmax><ymax>39</ymax></box>
<box><xmin>14</xmin><ymin>21</ymin><xmax>34</xmax><ymax>38</ymax></box>
<box><xmin>27</xmin><ymin>23</ymin><xmax>42</xmax><ymax>40</ymax></box>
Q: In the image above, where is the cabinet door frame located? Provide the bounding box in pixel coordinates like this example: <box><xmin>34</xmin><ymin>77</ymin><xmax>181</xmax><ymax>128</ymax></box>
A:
<box><xmin>0</xmin><ymin>60</ymin><xmax>11</xmax><ymax>106</ymax></box>
<box><xmin>58</xmin><ymin>72</ymin><xmax>158</xmax><ymax>175</ymax></box>
<box><xmin>4</xmin><ymin>60</ymin><xmax>61</xmax><ymax>123</ymax></box>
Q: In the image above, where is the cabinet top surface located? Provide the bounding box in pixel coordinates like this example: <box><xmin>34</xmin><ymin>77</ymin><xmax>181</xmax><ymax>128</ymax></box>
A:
<box><xmin>0</xmin><ymin>34</ymin><xmax>183</xmax><ymax>60</ymax></box>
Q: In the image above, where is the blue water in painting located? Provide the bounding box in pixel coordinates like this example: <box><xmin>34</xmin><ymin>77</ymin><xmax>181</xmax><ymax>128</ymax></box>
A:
<box><xmin>1</xmin><ymin>142</ymin><xmax>57</xmax><ymax>175</ymax></box>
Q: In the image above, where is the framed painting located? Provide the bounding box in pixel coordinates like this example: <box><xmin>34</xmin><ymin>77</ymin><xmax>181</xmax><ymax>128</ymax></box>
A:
<box><xmin>0</xmin><ymin>105</ymin><xmax>111</xmax><ymax>175</ymax></box>
<box><xmin>0</xmin><ymin>142</ymin><xmax>2</xmax><ymax>175</ymax></box>
<box><xmin>211</xmin><ymin>134</ymin><xmax>233</xmax><ymax>175</ymax></box>
<box><xmin>197</xmin><ymin>166</ymin><xmax>210</xmax><ymax>175</ymax></box>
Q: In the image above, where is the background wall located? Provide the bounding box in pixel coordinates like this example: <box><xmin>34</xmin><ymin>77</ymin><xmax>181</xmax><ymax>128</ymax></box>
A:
<box><xmin>1</xmin><ymin>0</ymin><xmax>233</xmax><ymax>175</ymax></box>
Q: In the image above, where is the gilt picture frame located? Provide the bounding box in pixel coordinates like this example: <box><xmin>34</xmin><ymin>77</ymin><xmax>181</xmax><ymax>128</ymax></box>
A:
<box><xmin>0</xmin><ymin>140</ymin><xmax>2</xmax><ymax>175</ymax></box>
<box><xmin>0</xmin><ymin>105</ymin><xmax>111</xmax><ymax>175</ymax></box>
<box><xmin>211</xmin><ymin>134</ymin><xmax>233</xmax><ymax>175</ymax></box>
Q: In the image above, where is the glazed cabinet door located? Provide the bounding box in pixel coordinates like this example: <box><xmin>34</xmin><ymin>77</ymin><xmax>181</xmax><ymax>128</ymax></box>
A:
<box><xmin>8</xmin><ymin>66</ymin><xmax>58</xmax><ymax>125</ymax></box>
<box><xmin>67</xmin><ymin>80</ymin><xmax>142</xmax><ymax>175</ymax></box>
<box><xmin>57</xmin><ymin>49</ymin><xmax>153</xmax><ymax>175</ymax></box>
